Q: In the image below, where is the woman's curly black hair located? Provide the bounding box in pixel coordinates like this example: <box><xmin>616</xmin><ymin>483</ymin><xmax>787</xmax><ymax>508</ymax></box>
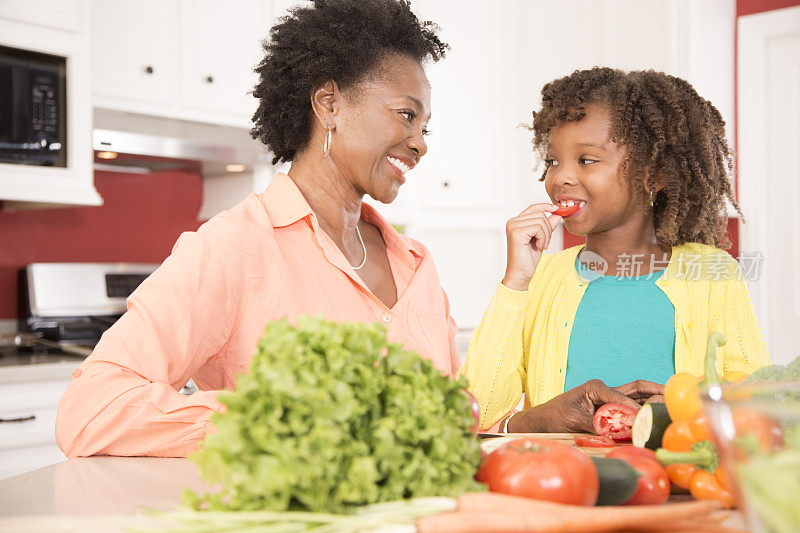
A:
<box><xmin>251</xmin><ymin>0</ymin><xmax>448</xmax><ymax>164</ymax></box>
<box><xmin>530</xmin><ymin>67</ymin><xmax>741</xmax><ymax>249</ymax></box>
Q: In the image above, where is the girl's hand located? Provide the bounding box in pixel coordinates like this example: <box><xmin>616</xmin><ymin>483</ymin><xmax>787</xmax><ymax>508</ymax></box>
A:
<box><xmin>501</xmin><ymin>204</ymin><xmax>563</xmax><ymax>291</ymax></box>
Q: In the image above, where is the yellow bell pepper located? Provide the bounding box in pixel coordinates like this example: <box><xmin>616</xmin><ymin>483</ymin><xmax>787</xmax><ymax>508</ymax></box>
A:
<box><xmin>722</xmin><ymin>370</ymin><xmax>748</xmax><ymax>383</ymax></box>
<box><xmin>665</xmin><ymin>332</ymin><xmax>727</xmax><ymax>422</ymax></box>
<box><xmin>664</xmin><ymin>372</ymin><xmax>702</xmax><ymax>422</ymax></box>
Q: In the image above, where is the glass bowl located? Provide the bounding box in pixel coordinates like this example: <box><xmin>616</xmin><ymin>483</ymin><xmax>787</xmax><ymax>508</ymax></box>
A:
<box><xmin>702</xmin><ymin>381</ymin><xmax>800</xmax><ymax>533</ymax></box>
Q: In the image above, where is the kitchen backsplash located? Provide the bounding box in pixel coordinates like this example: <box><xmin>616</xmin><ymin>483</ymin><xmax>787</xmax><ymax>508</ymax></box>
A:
<box><xmin>0</xmin><ymin>169</ymin><xmax>204</xmax><ymax>320</ymax></box>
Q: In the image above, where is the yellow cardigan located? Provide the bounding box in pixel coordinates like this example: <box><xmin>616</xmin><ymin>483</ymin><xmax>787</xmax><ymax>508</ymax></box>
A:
<box><xmin>461</xmin><ymin>243</ymin><xmax>771</xmax><ymax>430</ymax></box>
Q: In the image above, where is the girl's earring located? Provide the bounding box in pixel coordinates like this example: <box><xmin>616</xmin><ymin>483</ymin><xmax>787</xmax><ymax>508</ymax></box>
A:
<box><xmin>323</xmin><ymin>126</ymin><xmax>332</xmax><ymax>158</ymax></box>
<box><xmin>649</xmin><ymin>189</ymin><xmax>655</xmax><ymax>207</ymax></box>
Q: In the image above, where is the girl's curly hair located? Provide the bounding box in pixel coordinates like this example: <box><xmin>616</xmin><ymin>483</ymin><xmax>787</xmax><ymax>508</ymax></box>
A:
<box><xmin>530</xmin><ymin>67</ymin><xmax>740</xmax><ymax>249</ymax></box>
<box><xmin>251</xmin><ymin>0</ymin><xmax>448</xmax><ymax>164</ymax></box>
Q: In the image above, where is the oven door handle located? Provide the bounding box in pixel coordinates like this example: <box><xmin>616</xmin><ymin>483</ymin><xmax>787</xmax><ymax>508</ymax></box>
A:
<box><xmin>9</xmin><ymin>333</ymin><xmax>93</xmax><ymax>357</ymax></box>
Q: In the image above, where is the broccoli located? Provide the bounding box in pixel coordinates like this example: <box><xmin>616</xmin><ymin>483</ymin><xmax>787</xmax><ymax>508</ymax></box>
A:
<box><xmin>746</xmin><ymin>355</ymin><xmax>800</xmax><ymax>383</ymax></box>
<box><xmin>747</xmin><ymin>364</ymin><xmax>788</xmax><ymax>382</ymax></box>
<box><xmin>786</xmin><ymin>357</ymin><xmax>800</xmax><ymax>380</ymax></box>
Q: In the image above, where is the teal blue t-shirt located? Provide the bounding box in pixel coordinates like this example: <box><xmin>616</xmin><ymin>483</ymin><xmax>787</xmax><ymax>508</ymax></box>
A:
<box><xmin>563</xmin><ymin>256</ymin><xmax>676</xmax><ymax>391</ymax></box>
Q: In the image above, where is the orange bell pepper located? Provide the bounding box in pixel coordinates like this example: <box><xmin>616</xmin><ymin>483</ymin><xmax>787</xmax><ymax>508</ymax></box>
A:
<box><xmin>664</xmin><ymin>463</ymin><xmax>698</xmax><ymax>490</ymax></box>
<box><xmin>656</xmin><ymin>411</ymin><xmax>736</xmax><ymax>508</ymax></box>
<box><xmin>689</xmin><ymin>470</ymin><xmax>735</xmax><ymax>509</ymax></box>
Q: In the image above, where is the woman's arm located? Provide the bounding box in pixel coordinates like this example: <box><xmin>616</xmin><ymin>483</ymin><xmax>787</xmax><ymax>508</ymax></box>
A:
<box><xmin>442</xmin><ymin>290</ymin><xmax>461</xmax><ymax>379</ymax></box>
<box><xmin>55</xmin><ymin>219</ymin><xmax>246</xmax><ymax>457</ymax></box>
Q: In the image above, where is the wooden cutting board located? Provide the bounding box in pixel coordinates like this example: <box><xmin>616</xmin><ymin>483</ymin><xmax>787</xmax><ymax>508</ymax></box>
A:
<box><xmin>479</xmin><ymin>432</ymin><xmax>618</xmax><ymax>457</ymax></box>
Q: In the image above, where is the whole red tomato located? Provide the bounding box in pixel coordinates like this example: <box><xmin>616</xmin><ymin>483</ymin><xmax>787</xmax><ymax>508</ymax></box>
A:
<box><xmin>476</xmin><ymin>438</ymin><xmax>599</xmax><ymax>506</ymax></box>
<box><xmin>623</xmin><ymin>456</ymin><xmax>670</xmax><ymax>505</ymax></box>
<box><xmin>605</xmin><ymin>446</ymin><xmax>658</xmax><ymax>464</ymax></box>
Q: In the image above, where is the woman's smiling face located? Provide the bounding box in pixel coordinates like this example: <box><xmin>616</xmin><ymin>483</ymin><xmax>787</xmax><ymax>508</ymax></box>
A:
<box><xmin>543</xmin><ymin>104</ymin><xmax>643</xmax><ymax>237</ymax></box>
<box><xmin>333</xmin><ymin>53</ymin><xmax>431</xmax><ymax>204</ymax></box>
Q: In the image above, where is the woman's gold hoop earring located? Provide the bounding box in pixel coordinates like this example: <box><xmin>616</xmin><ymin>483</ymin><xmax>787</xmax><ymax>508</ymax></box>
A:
<box><xmin>323</xmin><ymin>126</ymin><xmax>332</xmax><ymax>158</ymax></box>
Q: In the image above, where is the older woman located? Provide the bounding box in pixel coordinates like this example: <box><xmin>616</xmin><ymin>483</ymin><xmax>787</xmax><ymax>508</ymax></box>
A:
<box><xmin>56</xmin><ymin>0</ymin><xmax>658</xmax><ymax>458</ymax></box>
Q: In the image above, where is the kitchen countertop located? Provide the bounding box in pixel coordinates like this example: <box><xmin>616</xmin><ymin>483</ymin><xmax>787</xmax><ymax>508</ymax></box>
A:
<box><xmin>0</xmin><ymin>457</ymin><xmax>209</xmax><ymax>532</ymax></box>
<box><xmin>0</xmin><ymin>351</ymin><xmax>83</xmax><ymax>384</ymax></box>
<box><xmin>0</xmin><ymin>455</ymin><xmax>748</xmax><ymax>532</ymax></box>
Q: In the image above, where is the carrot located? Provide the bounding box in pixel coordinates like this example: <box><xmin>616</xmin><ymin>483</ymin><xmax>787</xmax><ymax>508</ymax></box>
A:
<box><xmin>619</xmin><ymin>518</ymin><xmax>744</xmax><ymax>533</ymax></box>
<box><xmin>417</xmin><ymin>510</ymin><xmax>558</xmax><ymax>533</ymax></box>
<box><xmin>417</xmin><ymin>511</ymin><xmax>741</xmax><ymax>533</ymax></box>
<box><xmin>417</xmin><ymin>492</ymin><xmax>724</xmax><ymax>533</ymax></box>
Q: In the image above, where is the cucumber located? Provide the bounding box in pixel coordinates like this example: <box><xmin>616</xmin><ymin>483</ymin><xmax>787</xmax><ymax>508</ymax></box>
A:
<box><xmin>591</xmin><ymin>457</ymin><xmax>640</xmax><ymax>506</ymax></box>
<box><xmin>632</xmin><ymin>402</ymin><xmax>672</xmax><ymax>450</ymax></box>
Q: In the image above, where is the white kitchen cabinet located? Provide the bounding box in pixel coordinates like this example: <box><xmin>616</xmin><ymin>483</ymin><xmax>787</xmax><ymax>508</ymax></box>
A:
<box><xmin>180</xmin><ymin>0</ymin><xmax>267</xmax><ymax>122</ymax></box>
<box><xmin>0</xmin><ymin>0</ymin><xmax>81</xmax><ymax>32</ymax></box>
<box><xmin>0</xmin><ymin>379</ymin><xmax>71</xmax><ymax>480</ymax></box>
<box><xmin>411</xmin><ymin>1</ymin><xmax>505</xmax><ymax>212</ymax></box>
<box><xmin>90</xmin><ymin>0</ymin><xmax>179</xmax><ymax>107</ymax></box>
<box><xmin>89</xmin><ymin>0</ymin><xmax>270</xmax><ymax>128</ymax></box>
<box><xmin>0</xmin><ymin>1</ymin><xmax>102</xmax><ymax>207</ymax></box>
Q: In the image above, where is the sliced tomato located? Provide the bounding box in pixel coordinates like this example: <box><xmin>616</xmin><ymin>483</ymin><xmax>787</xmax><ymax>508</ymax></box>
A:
<box><xmin>593</xmin><ymin>403</ymin><xmax>639</xmax><ymax>442</ymax></box>
<box><xmin>552</xmin><ymin>203</ymin><xmax>580</xmax><ymax>217</ymax></box>
<box><xmin>574</xmin><ymin>434</ymin><xmax>616</xmax><ymax>447</ymax></box>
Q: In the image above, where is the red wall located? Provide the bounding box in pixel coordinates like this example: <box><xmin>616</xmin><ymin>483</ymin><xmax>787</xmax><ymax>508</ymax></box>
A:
<box><xmin>738</xmin><ymin>0</ymin><xmax>800</xmax><ymax>16</ymax></box>
<box><xmin>0</xmin><ymin>169</ymin><xmax>203</xmax><ymax>319</ymax></box>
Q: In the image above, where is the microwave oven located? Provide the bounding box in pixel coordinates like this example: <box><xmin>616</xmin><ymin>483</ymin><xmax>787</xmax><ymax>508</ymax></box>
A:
<box><xmin>0</xmin><ymin>45</ymin><xmax>67</xmax><ymax>167</ymax></box>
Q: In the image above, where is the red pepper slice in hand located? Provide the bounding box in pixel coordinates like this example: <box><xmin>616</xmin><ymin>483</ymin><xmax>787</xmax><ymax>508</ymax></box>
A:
<box><xmin>552</xmin><ymin>203</ymin><xmax>580</xmax><ymax>217</ymax></box>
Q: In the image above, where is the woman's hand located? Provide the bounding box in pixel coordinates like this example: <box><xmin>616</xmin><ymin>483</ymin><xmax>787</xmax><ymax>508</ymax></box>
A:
<box><xmin>614</xmin><ymin>380</ymin><xmax>665</xmax><ymax>405</ymax></box>
<box><xmin>501</xmin><ymin>204</ymin><xmax>563</xmax><ymax>291</ymax></box>
<box><xmin>507</xmin><ymin>379</ymin><xmax>662</xmax><ymax>434</ymax></box>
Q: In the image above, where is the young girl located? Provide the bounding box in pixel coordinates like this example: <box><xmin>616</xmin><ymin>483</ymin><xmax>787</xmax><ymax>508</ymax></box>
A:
<box><xmin>462</xmin><ymin>67</ymin><xmax>770</xmax><ymax>433</ymax></box>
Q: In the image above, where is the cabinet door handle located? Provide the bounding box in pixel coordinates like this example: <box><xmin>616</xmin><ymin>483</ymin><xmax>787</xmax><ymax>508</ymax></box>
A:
<box><xmin>442</xmin><ymin>180</ymin><xmax>450</xmax><ymax>188</ymax></box>
<box><xmin>205</xmin><ymin>75</ymin><xmax>214</xmax><ymax>84</ymax></box>
<box><xmin>0</xmin><ymin>415</ymin><xmax>36</xmax><ymax>423</ymax></box>
<box><xmin>144</xmin><ymin>65</ymin><xmax>154</xmax><ymax>75</ymax></box>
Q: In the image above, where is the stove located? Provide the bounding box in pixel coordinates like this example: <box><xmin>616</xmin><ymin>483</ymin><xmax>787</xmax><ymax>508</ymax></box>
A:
<box><xmin>1</xmin><ymin>263</ymin><xmax>159</xmax><ymax>360</ymax></box>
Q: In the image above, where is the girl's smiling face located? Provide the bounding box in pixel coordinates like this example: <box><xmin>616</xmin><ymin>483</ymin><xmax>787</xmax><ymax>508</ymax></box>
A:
<box><xmin>544</xmin><ymin>104</ymin><xmax>644</xmax><ymax>237</ymax></box>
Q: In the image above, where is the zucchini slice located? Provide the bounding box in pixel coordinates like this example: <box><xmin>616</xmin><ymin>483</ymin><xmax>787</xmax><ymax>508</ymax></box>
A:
<box><xmin>632</xmin><ymin>402</ymin><xmax>672</xmax><ymax>450</ymax></box>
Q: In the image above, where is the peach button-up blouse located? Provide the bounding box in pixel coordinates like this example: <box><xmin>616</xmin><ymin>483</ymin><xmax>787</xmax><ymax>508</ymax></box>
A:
<box><xmin>55</xmin><ymin>173</ymin><xmax>459</xmax><ymax>458</ymax></box>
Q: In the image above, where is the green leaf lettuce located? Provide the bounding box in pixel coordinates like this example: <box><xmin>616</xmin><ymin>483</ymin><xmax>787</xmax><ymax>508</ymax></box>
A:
<box><xmin>185</xmin><ymin>316</ymin><xmax>483</xmax><ymax>512</ymax></box>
